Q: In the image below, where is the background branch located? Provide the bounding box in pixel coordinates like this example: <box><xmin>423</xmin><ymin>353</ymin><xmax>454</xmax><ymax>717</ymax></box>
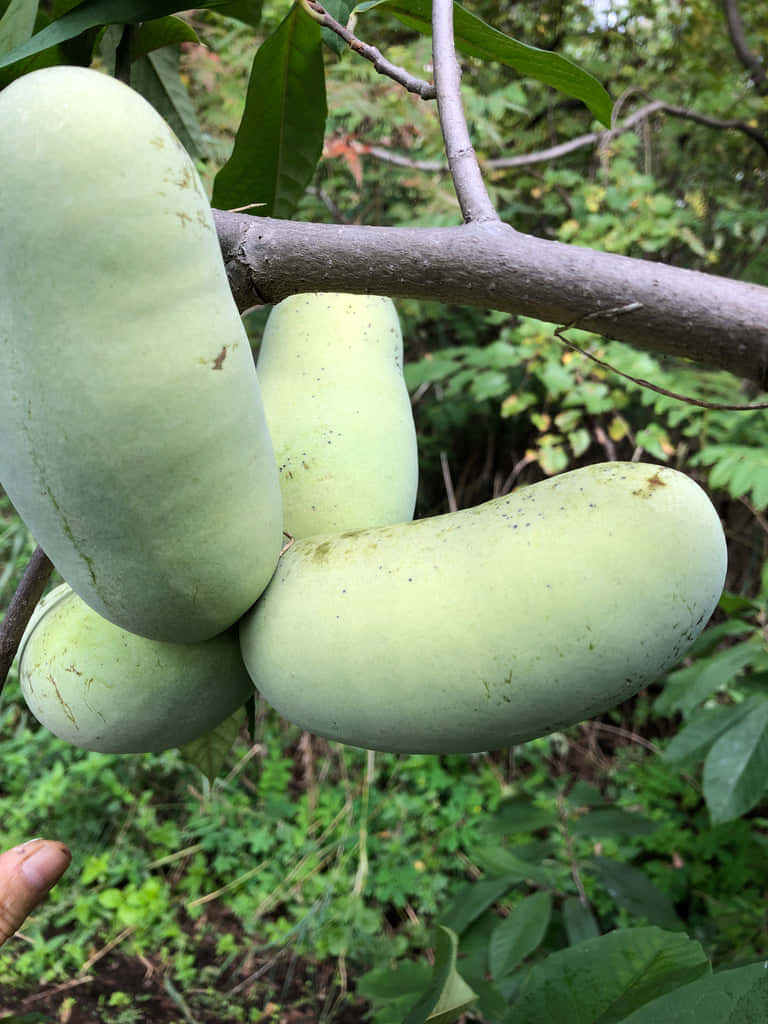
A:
<box><xmin>355</xmin><ymin>99</ymin><xmax>768</xmax><ymax>173</ymax></box>
<box><xmin>722</xmin><ymin>0</ymin><xmax>768</xmax><ymax>94</ymax></box>
<box><xmin>213</xmin><ymin>210</ymin><xmax>768</xmax><ymax>387</ymax></box>
<box><xmin>431</xmin><ymin>0</ymin><xmax>498</xmax><ymax>223</ymax></box>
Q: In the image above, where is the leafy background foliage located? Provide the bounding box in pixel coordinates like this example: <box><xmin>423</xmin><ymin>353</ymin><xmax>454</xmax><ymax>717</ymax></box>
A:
<box><xmin>2</xmin><ymin>0</ymin><xmax>768</xmax><ymax>1020</ymax></box>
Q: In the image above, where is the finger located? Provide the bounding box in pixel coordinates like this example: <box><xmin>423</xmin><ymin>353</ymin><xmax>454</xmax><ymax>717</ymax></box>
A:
<box><xmin>0</xmin><ymin>839</ymin><xmax>72</xmax><ymax>946</ymax></box>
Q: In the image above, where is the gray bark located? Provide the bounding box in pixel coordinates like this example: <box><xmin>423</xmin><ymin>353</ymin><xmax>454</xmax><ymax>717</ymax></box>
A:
<box><xmin>213</xmin><ymin>211</ymin><xmax>768</xmax><ymax>388</ymax></box>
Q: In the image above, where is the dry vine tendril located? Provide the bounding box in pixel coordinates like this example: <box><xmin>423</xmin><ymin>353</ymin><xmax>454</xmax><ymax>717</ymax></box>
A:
<box><xmin>554</xmin><ymin>306</ymin><xmax>768</xmax><ymax>411</ymax></box>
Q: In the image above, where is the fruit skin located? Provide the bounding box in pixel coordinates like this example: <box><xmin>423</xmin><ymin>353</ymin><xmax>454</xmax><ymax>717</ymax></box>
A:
<box><xmin>18</xmin><ymin>584</ymin><xmax>252</xmax><ymax>754</ymax></box>
<box><xmin>240</xmin><ymin>463</ymin><xmax>727</xmax><ymax>754</ymax></box>
<box><xmin>256</xmin><ymin>293</ymin><xmax>418</xmax><ymax>537</ymax></box>
<box><xmin>0</xmin><ymin>67</ymin><xmax>283</xmax><ymax>642</ymax></box>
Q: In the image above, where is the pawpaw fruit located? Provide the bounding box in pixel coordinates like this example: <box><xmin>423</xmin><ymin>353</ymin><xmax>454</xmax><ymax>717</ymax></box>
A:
<box><xmin>0</xmin><ymin>66</ymin><xmax>283</xmax><ymax>642</ymax></box>
<box><xmin>18</xmin><ymin>584</ymin><xmax>252</xmax><ymax>753</ymax></box>
<box><xmin>256</xmin><ymin>293</ymin><xmax>418</xmax><ymax>537</ymax></box>
<box><xmin>239</xmin><ymin>463</ymin><xmax>727</xmax><ymax>754</ymax></box>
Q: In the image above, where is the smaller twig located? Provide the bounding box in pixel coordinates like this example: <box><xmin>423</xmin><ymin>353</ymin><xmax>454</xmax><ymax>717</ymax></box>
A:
<box><xmin>557</xmin><ymin>793</ymin><xmax>589</xmax><ymax>906</ymax></box>
<box><xmin>305</xmin><ymin>0</ymin><xmax>436</xmax><ymax>99</ymax></box>
<box><xmin>432</xmin><ymin>0</ymin><xmax>499</xmax><ymax>223</ymax></box>
<box><xmin>722</xmin><ymin>0</ymin><xmax>768</xmax><ymax>94</ymax></box>
<box><xmin>0</xmin><ymin>546</ymin><xmax>54</xmax><ymax>699</ymax></box>
<box><xmin>555</xmin><ymin>309</ymin><xmax>768</xmax><ymax>411</ymax></box>
<box><xmin>440</xmin><ymin>451</ymin><xmax>458</xmax><ymax>512</ymax></box>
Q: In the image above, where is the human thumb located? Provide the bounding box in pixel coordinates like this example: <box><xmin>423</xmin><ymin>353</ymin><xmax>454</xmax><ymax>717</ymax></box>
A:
<box><xmin>0</xmin><ymin>839</ymin><xmax>71</xmax><ymax>946</ymax></box>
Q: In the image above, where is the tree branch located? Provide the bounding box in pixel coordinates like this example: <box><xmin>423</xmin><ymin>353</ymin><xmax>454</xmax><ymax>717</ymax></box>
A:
<box><xmin>0</xmin><ymin>547</ymin><xmax>53</xmax><ymax>700</ymax></box>
<box><xmin>213</xmin><ymin>210</ymin><xmax>768</xmax><ymax>387</ymax></box>
<box><xmin>355</xmin><ymin>99</ymin><xmax>768</xmax><ymax>173</ymax></box>
<box><xmin>431</xmin><ymin>0</ymin><xmax>499</xmax><ymax>223</ymax></box>
<box><xmin>305</xmin><ymin>0</ymin><xmax>436</xmax><ymax>99</ymax></box>
<box><xmin>722</xmin><ymin>0</ymin><xmax>768</xmax><ymax>94</ymax></box>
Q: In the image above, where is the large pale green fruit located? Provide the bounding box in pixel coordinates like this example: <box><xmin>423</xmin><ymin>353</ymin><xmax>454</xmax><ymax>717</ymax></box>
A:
<box><xmin>18</xmin><ymin>584</ymin><xmax>252</xmax><ymax>753</ymax></box>
<box><xmin>240</xmin><ymin>463</ymin><xmax>727</xmax><ymax>754</ymax></box>
<box><xmin>256</xmin><ymin>293</ymin><xmax>418</xmax><ymax>537</ymax></box>
<box><xmin>0</xmin><ymin>67</ymin><xmax>282</xmax><ymax>642</ymax></box>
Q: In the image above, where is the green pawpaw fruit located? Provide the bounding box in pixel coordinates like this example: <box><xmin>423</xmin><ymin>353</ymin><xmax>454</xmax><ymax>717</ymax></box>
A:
<box><xmin>239</xmin><ymin>463</ymin><xmax>727</xmax><ymax>754</ymax></box>
<box><xmin>0</xmin><ymin>66</ymin><xmax>282</xmax><ymax>643</ymax></box>
<box><xmin>256</xmin><ymin>293</ymin><xmax>418</xmax><ymax>537</ymax></box>
<box><xmin>18</xmin><ymin>584</ymin><xmax>252</xmax><ymax>753</ymax></box>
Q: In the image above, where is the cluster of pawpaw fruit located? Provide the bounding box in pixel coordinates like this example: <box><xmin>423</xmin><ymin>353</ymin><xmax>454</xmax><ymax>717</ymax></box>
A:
<box><xmin>1</xmin><ymin>67</ymin><xmax>728</xmax><ymax>756</ymax></box>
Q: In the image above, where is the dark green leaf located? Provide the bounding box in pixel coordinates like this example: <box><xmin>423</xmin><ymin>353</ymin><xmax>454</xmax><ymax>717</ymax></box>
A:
<box><xmin>438</xmin><ymin>874</ymin><xmax>520</xmax><ymax>936</ymax></box>
<box><xmin>130</xmin><ymin>15</ymin><xmax>198</xmax><ymax>61</ymax></box>
<box><xmin>403</xmin><ymin>926</ymin><xmax>477</xmax><ymax>1024</ymax></box>
<box><xmin>212</xmin><ymin>4</ymin><xmax>327</xmax><ymax>218</ymax></box>
<box><xmin>618</xmin><ymin>961</ymin><xmax>768</xmax><ymax>1024</ymax></box>
<box><xmin>130</xmin><ymin>45</ymin><xmax>206</xmax><ymax>158</ymax></box>
<box><xmin>357</xmin><ymin>961</ymin><xmax>432</xmax><ymax>1000</ymax></box>
<box><xmin>655</xmin><ymin>640</ymin><xmax>759</xmax><ymax>718</ymax></box>
<box><xmin>562</xmin><ymin>896</ymin><xmax>600</xmax><ymax>946</ymax></box>
<box><xmin>179</xmin><ymin>706</ymin><xmax>244</xmax><ymax>785</ymax></box>
<box><xmin>488</xmin><ymin>891</ymin><xmax>552</xmax><ymax>979</ymax></box>
<box><xmin>570</xmin><ymin>808</ymin><xmax>658</xmax><ymax>838</ymax></box>
<box><xmin>663</xmin><ymin>697</ymin><xmax>768</xmax><ymax>767</ymax></box>
<box><xmin>505</xmin><ymin>927</ymin><xmax>710</xmax><ymax>1024</ymax></box>
<box><xmin>0</xmin><ymin>0</ymin><xmax>185</xmax><ymax>70</ymax></box>
<box><xmin>212</xmin><ymin>0</ymin><xmax>262</xmax><ymax>29</ymax></box>
<box><xmin>469</xmin><ymin>842</ymin><xmax>558</xmax><ymax>887</ymax></box>
<box><xmin>566</xmin><ymin>780</ymin><xmax>608</xmax><ymax>808</ymax></box>
<box><xmin>479</xmin><ymin>796</ymin><xmax>555</xmax><ymax>836</ymax></box>
<box><xmin>321</xmin><ymin>0</ymin><xmax>356</xmax><ymax>54</ymax></box>
<box><xmin>0</xmin><ymin>0</ymin><xmax>38</xmax><ymax>57</ymax></box>
<box><xmin>702</xmin><ymin>700</ymin><xmax>768</xmax><ymax>824</ymax></box>
<box><xmin>354</xmin><ymin>0</ymin><xmax>612</xmax><ymax>126</ymax></box>
<box><xmin>591</xmin><ymin>857</ymin><xmax>684</xmax><ymax>931</ymax></box>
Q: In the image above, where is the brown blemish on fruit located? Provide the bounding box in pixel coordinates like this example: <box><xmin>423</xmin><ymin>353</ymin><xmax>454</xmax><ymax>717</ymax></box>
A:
<box><xmin>312</xmin><ymin>541</ymin><xmax>333</xmax><ymax>563</ymax></box>
<box><xmin>633</xmin><ymin>471</ymin><xmax>667</xmax><ymax>498</ymax></box>
<box><xmin>212</xmin><ymin>346</ymin><xmax>227</xmax><ymax>370</ymax></box>
<box><xmin>48</xmin><ymin>673</ymin><xmax>76</xmax><ymax>726</ymax></box>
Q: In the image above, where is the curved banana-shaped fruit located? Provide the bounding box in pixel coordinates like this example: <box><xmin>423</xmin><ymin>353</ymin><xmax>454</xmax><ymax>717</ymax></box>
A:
<box><xmin>257</xmin><ymin>293</ymin><xmax>418</xmax><ymax>537</ymax></box>
<box><xmin>18</xmin><ymin>585</ymin><xmax>252</xmax><ymax>753</ymax></box>
<box><xmin>240</xmin><ymin>463</ymin><xmax>727</xmax><ymax>754</ymax></box>
<box><xmin>0</xmin><ymin>67</ymin><xmax>282</xmax><ymax>642</ymax></box>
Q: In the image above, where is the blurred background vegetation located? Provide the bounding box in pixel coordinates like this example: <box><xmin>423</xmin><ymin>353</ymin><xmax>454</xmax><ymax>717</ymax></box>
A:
<box><xmin>2</xmin><ymin>0</ymin><xmax>768</xmax><ymax>1020</ymax></box>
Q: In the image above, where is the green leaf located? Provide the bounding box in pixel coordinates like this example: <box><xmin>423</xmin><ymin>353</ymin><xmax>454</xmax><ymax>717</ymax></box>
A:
<box><xmin>505</xmin><ymin>927</ymin><xmax>710</xmax><ymax>1024</ymax></box>
<box><xmin>0</xmin><ymin>0</ymin><xmax>182</xmax><ymax>71</ymax></box>
<box><xmin>562</xmin><ymin>896</ymin><xmax>600</xmax><ymax>946</ymax></box>
<box><xmin>403</xmin><ymin>926</ymin><xmax>477</xmax><ymax>1024</ymax></box>
<box><xmin>470</xmin><ymin>369</ymin><xmax>510</xmax><ymax>402</ymax></box>
<box><xmin>617</xmin><ymin>961</ymin><xmax>768</xmax><ymax>1024</ymax></box>
<box><xmin>0</xmin><ymin>0</ymin><xmax>38</xmax><ymax>57</ymax></box>
<box><xmin>663</xmin><ymin>697</ymin><xmax>768</xmax><ymax>767</ymax></box>
<box><xmin>130</xmin><ymin>15</ymin><xmax>198</xmax><ymax>61</ymax></box>
<box><xmin>488</xmin><ymin>891</ymin><xmax>552</xmax><ymax>979</ymax></box>
<box><xmin>357</xmin><ymin>962</ymin><xmax>431</xmax><ymax>998</ymax></box>
<box><xmin>702</xmin><ymin>699</ymin><xmax>768</xmax><ymax>824</ymax></box>
<box><xmin>469</xmin><ymin>842</ymin><xmax>558</xmax><ymax>887</ymax></box>
<box><xmin>212</xmin><ymin>4</ymin><xmax>327</xmax><ymax>218</ymax></box>
<box><xmin>321</xmin><ymin>0</ymin><xmax>356</xmax><ymax>54</ymax></box>
<box><xmin>570</xmin><ymin>808</ymin><xmax>658</xmax><ymax>838</ymax></box>
<box><xmin>179</xmin><ymin>706</ymin><xmax>245</xmax><ymax>785</ymax></box>
<box><xmin>130</xmin><ymin>45</ymin><xmax>206</xmax><ymax>159</ymax></box>
<box><xmin>479</xmin><ymin>796</ymin><xmax>555</xmax><ymax>836</ymax></box>
<box><xmin>655</xmin><ymin>640</ymin><xmax>758</xmax><ymax>718</ymax></box>
<box><xmin>438</xmin><ymin>874</ymin><xmax>520</xmax><ymax>936</ymax></box>
<box><xmin>354</xmin><ymin>0</ymin><xmax>612</xmax><ymax>125</ymax></box>
<box><xmin>0</xmin><ymin>0</ymin><xmax>258</xmax><ymax>72</ymax></box>
<box><xmin>591</xmin><ymin>857</ymin><xmax>684</xmax><ymax>931</ymax></box>
<box><xmin>213</xmin><ymin>0</ymin><xmax>262</xmax><ymax>29</ymax></box>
